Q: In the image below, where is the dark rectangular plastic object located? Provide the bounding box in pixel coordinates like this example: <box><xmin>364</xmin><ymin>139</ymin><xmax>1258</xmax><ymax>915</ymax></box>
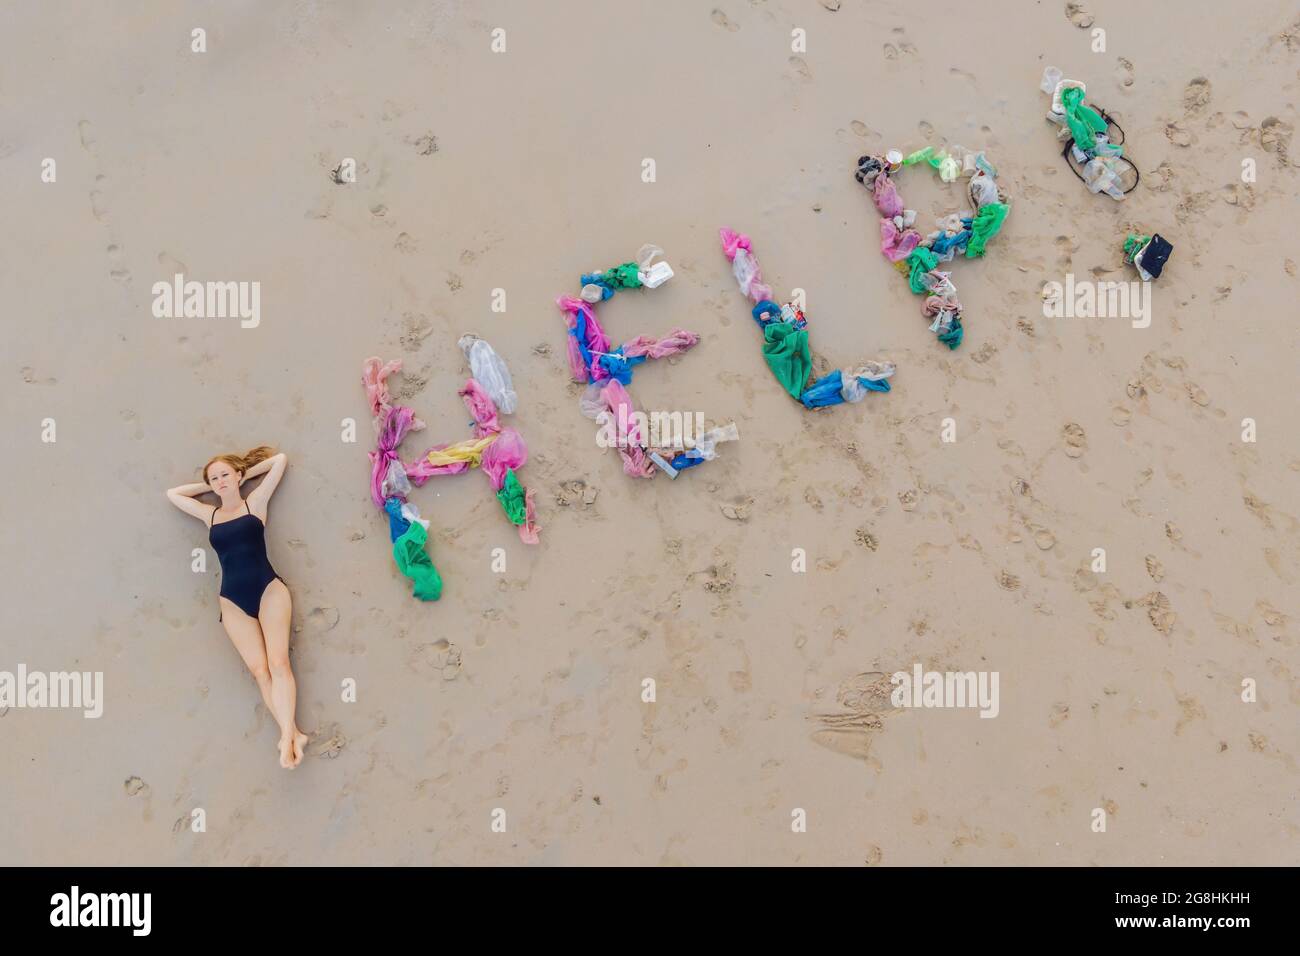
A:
<box><xmin>1140</xmin><ymin>233</ymin><xmax>1173</xmax><ymax>279</ymax></box>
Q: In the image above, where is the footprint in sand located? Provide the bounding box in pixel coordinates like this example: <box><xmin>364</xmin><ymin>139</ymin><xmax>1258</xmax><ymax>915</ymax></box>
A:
<box><xmin>1131</xmin><ymin>591</ymin><xmax>1176</xmax><ymax>635</ymax></box>
<box><xmin>720</xmin><ymin>497</ymin><xmax>753</xmax><ymax>522</ymax></box>
<box><xmin>917</xmin><ymin>120</ymin><xmax>935</xmax><ymax>140</ymax></box>
<box><xmin>891</xmin><ymin>27</ymin><xmax>917</xmax><ymax>55</ymax></box>
<box><xmin>1054</xmin><ymin>234</ymin><xmax>1078</xmax><ymax>267</ymax></box>
<box><xmin>1062</xmin><ymin>422</ymin><xmax>1087</xmax><ymax>458</ymax></box>
<box><xmin>883</xmin><ymin>43</ymin><xmax>899</xmax><ymax>60</ymax></box>
<box><xmin>77</xmin><ymin>119</ymin><xmax>98</xmax><ymax>153</ymax></box>
<box><xmin>399</xmin><ymin>313</ymin><xmax>434</xmax><ymax>352</ymax></box>
<box><xmin>1111</xmin><ymin>405</ymin><xmax>1131</xmax><ymax>426</ymax></box>
<box><xmin>556</xmin><ymin>478</ymin><xmax>599</xmax><ymax>508</ymax></box>
<box><xmin>998</xmin><ymin>570</ymin><xmax>1021</xmax><ymax>591</ymax></box>
<box><xmin>1185</xmin><ymin>383</ymin><xmax>1210</xmax><ymax>407</ymax></box>
<box><xmin>1260</xmin><ymin>117</ymin><xmax>1293</xmax><ymax>166</ymax></box>
<box><xmin>158</xmin><ymin>251</ymin><xmax>188</xmax><ymax>275</ymax></box>
<box><xmin>850</xmin><ymin>120</ymin><xmax>872</xmax><ymax>137</ymax></box>
<box><xmin>854</xmin><ymin>527</ymin><xmax>879</xmax><ymax>551</ymax></box>
<box><xmin>698</xmin><ymin>563</ymin><xmax>736</xmax><ymax>595</ymax></box>
<box><xmin>898</xmin><ymin>489</ymin><xmax>918</xmax><ymax>512</ymax></box>
<box><xmin>20</xmin><ymin>367</ymin><xmax>58</xmax><ymax>386</ymax></box>
<box><xmin>787</xmin><ymin>56</ymin><xmax>812</xmax><ymax>80</ymax></box>
<box><xmin>804</xmin><ymin>487</ymin><xmax>824</xmax><ymax>512</ymax></box>
<box><xmin>308</xmin><ymin>725</ymin><xmax>347</xmax><ymax>759</ymax></box>
<box><xmin>305</xmin><ymin>606</ymin><xmax>340</xmax><ymax>631</ymax></box>
<box><xmin>407</xmin><ymin>132</ymin><xmax>438</xmax><ymax>156</ymax></box>
<box><xmin>1065</xmin><ymin>2</ymin><xmax>1094</xmax><ymax>28</ymax></box>
<box><xmin>1145</xmin><ymin>555</ymin><xmax>1164</xmax><ymax>583</ymax></box>
<box><xmin>1032</xmin><ymin>527</ymin><xmax>1057</xmax><ymax>551</ymax></box>
<box><xmin>119</xmin><ymin>409</ymin><xmax>143</xmax><ymax>440</ymax></box>
<box><xmin>950</xmin><ymin>67</ymin><xmax>978</xmax><ymax>86</ymax></box>
<box><xmin>710</xmin><ymin>9</ymin><xmax>739</xmax><ymax>32</ymax></box>
<box><xmin>1183</xmin><ymin>77</ymin><xmax>1212</xmax><ymax>114</ymax></box>
<box><xmin>1256</xmin><ymin>600</ymin><xmax>1286</xmax><ymax>627</ymax></box>
<box><xmin>80</xmin><ymin>122</ymin><xmax>133</xmax><ymax>285</ymax></box>
<box><xmin>1165</xmin><ymin>123</ymin><xmax>1195</xmax><ymax>147</ymax></box>
<box><xmin>124</xmin><ymin>776</ymin><xmax>149</xmax><ymax>796</ymax></box>
<box><xmin>1115</xmin><ymin>57</ymin><xmax>1135</xmax><ymax>89</ymax></box>
<box><xmin>433</xmin><ymin>639</ymin><xmax>463</xmax><ymax>680</ymax></box>
<box><xmin>1141</xmin><ymin>163</ymin><xmax>1173</xmax><ymax>195</ymax></box>
<box><xmin>1222</xmin><ymin>183</ymin><xmax>1255</xmax><ymax>209</ymax></box>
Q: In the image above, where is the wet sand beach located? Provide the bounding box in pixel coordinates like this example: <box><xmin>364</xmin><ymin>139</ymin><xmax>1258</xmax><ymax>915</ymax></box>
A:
<box><xmin>1</xmin><ymin>0</ymin><xmax>1297</xmax><ymax>865</ymax></box>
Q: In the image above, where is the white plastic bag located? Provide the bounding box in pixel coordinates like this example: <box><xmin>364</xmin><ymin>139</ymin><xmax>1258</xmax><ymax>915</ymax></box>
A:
<box><xmin>381</xmin><ymin>457</ymin><xmax>412</xmax><ymax>500</ymax></box>
<box><xmin>732</xmin><ymin>248</ymin><xmax>760</xmax><ymax>297</ymax></box>
<box><xmin>459</xmin><ymin>334</ymin><xmax>518</xmax><ymax>414</ymax></box>
<box><xmin>841</xmin><ymin>363</ymin><xmax>897</xmax><ymax>403</ymax></box>
<box><xmin>578</xmin><ymin>382</ymin><xmax>608</xmax><ymax>420</ymax></box>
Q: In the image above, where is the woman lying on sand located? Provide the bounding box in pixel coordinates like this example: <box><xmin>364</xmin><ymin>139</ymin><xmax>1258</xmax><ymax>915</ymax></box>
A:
<box><xmin>166</xmin><ymin>447</ymin><xmax>308</xmax><ymax>769</ymax></box>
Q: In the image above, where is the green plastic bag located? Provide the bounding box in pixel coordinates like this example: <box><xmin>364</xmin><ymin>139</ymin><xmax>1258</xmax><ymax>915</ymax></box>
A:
<box><xmin>1060</xmin><ymin>87</ymin><xmax>1109</xmax><ymax>154</ymax></box>
<box><xmin>393</xmin><ymin>520</ymin><xmax>442</xmax><ymax>601</ymax></box>
<box><xmin>761</xmin><ymin>321</ymin><xmax>812</xmax><ymax>400</ymax></box>
<box><xmin>907</xmin><ymin>248</ymin><xmax>940</xmax><ymax>294</ymax></box>
<box><xmin>966</xmin><ymin>202</ymin><xmax>1009</xmax><ymax>258</ymax></box>
<box><xmin>496</xmin><ymin>468</ymin><xmax>527</xmax><ymax>525</ymax></box>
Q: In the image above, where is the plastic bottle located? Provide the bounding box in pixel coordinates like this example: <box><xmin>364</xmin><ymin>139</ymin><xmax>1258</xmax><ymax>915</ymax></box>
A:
<box><xmin>1041</xmin><ymin>66</ymin><xmax>1062</xmax><ymax>95</ymax></box>
<box><xmin>1082</xmin><ymin>159</ymin><xmax>1125</xmax><ymax>201</ymax></box>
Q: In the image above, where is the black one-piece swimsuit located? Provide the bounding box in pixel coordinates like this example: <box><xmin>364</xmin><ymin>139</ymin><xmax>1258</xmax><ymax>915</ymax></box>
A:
<box><xmin>209</xmin><ymin>502</ymin><xmax>281</xmax><ymax>619</ymax></box>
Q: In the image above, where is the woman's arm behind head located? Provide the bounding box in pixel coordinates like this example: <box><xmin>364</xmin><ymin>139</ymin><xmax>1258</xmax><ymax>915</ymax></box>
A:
<box><xmin>245</xmin><ymin>451</ymin><xmax>288</xmax><ymax>517</ymax></box>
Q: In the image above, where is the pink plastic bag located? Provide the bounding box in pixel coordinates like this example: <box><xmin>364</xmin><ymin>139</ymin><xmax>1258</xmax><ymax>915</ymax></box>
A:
<box><xmin>598</xmin><ymin>380</ymin><xmax>656</xmax><ymax>478</ymax></box>
<box><xmin>880</xmin><ymin>219</ymin><xmax>921</xmax><ymax>262</ymax></box>
<box><xmin>719</xmin><ymin>227</ymin><xmax>752</xmax><ymax>261</ymax></box>
<box><xmin>874</xmin><ymin>171</ymin><xmax>904</xmax><ymax>218</ymax></box>
<box><xmin>368</xmin><ymin>405</ymin><xmax>424</xmax><ymax>507</ymax></box>
<box><xmin>557</xmin><ymin>295</ymin><xmax>612</xmax><ymax>383</ymax></box>
<box><xmin>460</xmin><ymin>377</ymin><xmax>501</xmax><ymax>435</ymax></box>
<box><xmin>517</xmin><ymin>487</ymin><xmax>540</xmax><ymax>545</ymax></box>
<box><xmin>620</xmin><ymin>329</ymin><xmax>701</xmax><ymax>360</ymax></box>
<box><xmin>362</xmin><ymin>357</ymin><xmax>407</xmax><ymax>419</ymax></box>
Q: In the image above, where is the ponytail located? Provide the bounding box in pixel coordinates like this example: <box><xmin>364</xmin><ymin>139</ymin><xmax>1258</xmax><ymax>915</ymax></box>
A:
<box><xmin>241</xmin><ymin>445</ymin><xmax>275</xmax><ymax>469</ymax></box>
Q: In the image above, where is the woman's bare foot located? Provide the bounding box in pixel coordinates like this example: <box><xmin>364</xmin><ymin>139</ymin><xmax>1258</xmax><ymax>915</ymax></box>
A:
<box><xmin>279</xmin><ymin>735</ymin><xmax>295</xmax><ymax>769</ymax></box>
<box><xmin>291</xmin><ymin>730</ymin><xmax>309</xmax><ymax>768</ymax></box>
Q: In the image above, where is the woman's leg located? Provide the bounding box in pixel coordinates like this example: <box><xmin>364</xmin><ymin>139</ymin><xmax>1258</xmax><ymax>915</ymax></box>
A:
<box><xmin>218</xmin><ymin>599</ymin><xmax>276</xmax><ymax>726</ymax></box>
<box><xmin>257</xmin><ymin>579</ymin><xmax>308</xmax><ymax>768</ymax></box>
